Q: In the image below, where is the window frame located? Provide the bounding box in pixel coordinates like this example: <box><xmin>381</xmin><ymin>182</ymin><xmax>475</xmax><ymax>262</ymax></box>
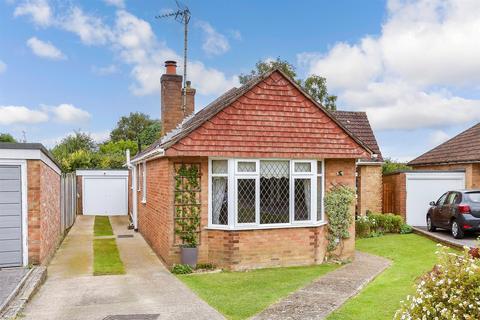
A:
<box><xmin>208</xmin><ymin>158</ymin><xmax>326</xmax><ymax>230</ymax></box>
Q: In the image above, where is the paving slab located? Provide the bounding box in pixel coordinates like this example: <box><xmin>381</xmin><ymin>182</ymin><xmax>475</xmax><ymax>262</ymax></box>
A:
<box><xmin>22</xmin><ymin>216</ymin><xmax>224</xmax><ymax>320</ymax></box>
<box><xmin>252</xmin><ymin>251</ymin><xmax>391</xmax><ymax>320</ymax></box>
<box><xmin>0</xmin><ymin>267</ymin><xmax>28</xmax><ymax>312</ymax></box>
<box><xmin>413</xmin><ymin>226</ymin><xmax>478</xmax><ymax>249</ymax></box>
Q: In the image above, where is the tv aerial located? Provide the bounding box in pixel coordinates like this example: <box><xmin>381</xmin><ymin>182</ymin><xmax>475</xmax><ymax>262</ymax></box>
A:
<box><xmin>156</xmin><ymin>1</ymin><xmax>191</xmax><ymax>115</ymax></box>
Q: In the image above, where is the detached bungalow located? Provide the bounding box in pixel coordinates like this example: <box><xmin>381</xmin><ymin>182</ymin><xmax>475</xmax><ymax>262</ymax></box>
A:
<box><xmin>128</xmin><ymin>61</ymin><xmax>381</xmax><ymax>270</ymax></box>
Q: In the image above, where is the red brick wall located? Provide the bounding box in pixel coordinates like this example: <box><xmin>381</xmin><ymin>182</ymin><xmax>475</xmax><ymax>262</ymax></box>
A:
<box><xmin>136</xmin><ymin>156</ymin><xmax>357</xmax><ymax>270</ymax></box>
<box><xmin>27</xmin><ymin>160</ymin><xmax>61</xmax><ymax>265</ymax></box>
<box><xmin>166</xmin><ymin>71</ymin><xmax>370</xmax><ymax>160</ymax></box>
<box><xmin>357</xmin><ymin>165</ymin><xmax>383</xmax><ymax>215</ymax></box>
<box><xmin>382</xmin><ymin>173</ymin><xmax>407</xmax><ymax>219</ymax></box>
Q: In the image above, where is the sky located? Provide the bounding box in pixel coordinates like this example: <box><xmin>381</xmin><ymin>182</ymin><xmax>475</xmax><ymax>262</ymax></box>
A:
<box><xmin>1</xmin><ymin>0</ymin><xmax>480</xmax><ymax>162</ymax></box>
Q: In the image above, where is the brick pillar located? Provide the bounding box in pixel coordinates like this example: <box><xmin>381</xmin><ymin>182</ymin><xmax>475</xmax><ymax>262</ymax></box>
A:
<box><xmin>185</xmin><ymin>80</ymin><xmax>195</xmax><ymax>117</ymax></box>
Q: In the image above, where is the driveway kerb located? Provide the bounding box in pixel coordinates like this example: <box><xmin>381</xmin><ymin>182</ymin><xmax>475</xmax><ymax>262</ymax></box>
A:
<box><xmin>413</xmin><ymin>226</ymin><xmax>477</xmax><ymax>249</ymax></box>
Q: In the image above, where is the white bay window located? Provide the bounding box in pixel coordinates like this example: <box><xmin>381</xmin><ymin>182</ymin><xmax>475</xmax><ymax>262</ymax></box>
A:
<box><xmin>208</xmin><ymin>159</ymin><xmax>324</xmax><ymax>229</ymax></box>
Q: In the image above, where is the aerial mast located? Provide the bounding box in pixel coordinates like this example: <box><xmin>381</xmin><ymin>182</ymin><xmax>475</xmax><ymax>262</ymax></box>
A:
<box><xmin>156</xmin><ymin>1</ymin><xmax>191</xmax><ymax>116</ymax></box>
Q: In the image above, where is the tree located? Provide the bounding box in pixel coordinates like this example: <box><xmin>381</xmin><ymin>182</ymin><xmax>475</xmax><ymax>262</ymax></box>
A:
<box><xmin>239</xmin><ymin>57</ymin><xmax>337</xmax><ymax>110</ymax></box>
<box><xmin>139</xmin><ymin>122</ymin><xmax>161</xmax><ymax>146</ymax></box>
<box><xmin>97</xmin><ymin>139</ymin><xmax>138</xmax><ymax>169</ymax></box>
<box><xmin>51</xmin><ymin>132</ymin><xmax>97</xmax><ymax>172</ymax></box>
<box><xmin>382</xmin><ymin>158</ymin><xmax>412</xmax><ymax>175</ymax></box>
<box><xmin>0</xmin><ymin>133</ymin><xmax>17</xmax><ymax>143</ymax></box>
<box><xmin>110</xmin><ymin>112</ymin><xmax>158</xmax><ymax>144</ymax></box>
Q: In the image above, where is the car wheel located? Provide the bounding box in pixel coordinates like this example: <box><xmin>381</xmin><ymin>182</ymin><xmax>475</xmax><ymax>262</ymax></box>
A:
<box><xmin>426</xmin><ymin>215</ymin><xmax>436</xmax><ymax>232</ymax></box>
<box><xmin>451</xmin><ymin>220</ymin><xmax>464</xmax><ymax>239</ymax></box>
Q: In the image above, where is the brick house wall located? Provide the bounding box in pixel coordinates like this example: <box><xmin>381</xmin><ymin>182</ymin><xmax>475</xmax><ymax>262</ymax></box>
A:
<box><xmin>382</xmin><ymin>172</ymin><xmax>407</xmax><ymax>220</ymax></box>
<box><xmin>411</xmin><ymin>163</ymin><xmax>480</xmax><ymax>189</ymax></box>
<box><xmin>357</xmin><ymin>165</ymin><xmax>383</xmax><ymax>216</ymax></box>
<box><xmin>27</xmin><ymin>160</ymin><xmax>61</xmax><ymax>265</ymax></box>
<box><xmin>136</xmin><ymin>157</ymin><xmax>357</xmax><ymax>270</ymax></box>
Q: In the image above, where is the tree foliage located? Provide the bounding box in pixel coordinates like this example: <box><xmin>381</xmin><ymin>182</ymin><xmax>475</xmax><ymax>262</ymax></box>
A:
<box><xmin>110</xmin><ymin>112</ymin><xmax>160</xmax><ymax>144</ymax></box>
<box><xmin>239</xmin><ymin>57</ymin><xmax>337</xmax><ymax>110</ymax></box>
<box><xmin>382</xmin><ymin>157</ymin><xmax>412</xmax><ymax>175</ymax></box>
<box><xmin>0</xmin><ymin>133</ymin><xmax>17</xmax><ymax>143</ymax></box>
<box><xmin>138</xmin><ymin>122</ymin><xmax>161</xmax><ymax>146</ymax></box>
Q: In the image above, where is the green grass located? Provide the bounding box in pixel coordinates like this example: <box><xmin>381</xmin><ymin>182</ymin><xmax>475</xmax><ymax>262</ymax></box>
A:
<box><xmin>94</xmin><ymin>216</ymin><xmax>113</xmax><ymax>237</ymax></box>
<box><xmin>93</xmin><ymin>238</ymin><xmax>125</xmax><ymax>276</ymax></box>
<box><xmin>178</xmin><ymin>263</ymin><xmax>339</xmax><ymax>320</ymax></box>
<box><xmin>327</xmin><ymin>234</ymin><xmax>447</xmax><ymax>320</ymax></box>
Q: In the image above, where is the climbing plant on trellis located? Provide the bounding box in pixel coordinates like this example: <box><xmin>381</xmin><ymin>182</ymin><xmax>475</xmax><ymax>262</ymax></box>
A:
<box><xmin>173</xmin><ymin>163</ymin><xmax>201</xmax><ymax>247</ymax></box>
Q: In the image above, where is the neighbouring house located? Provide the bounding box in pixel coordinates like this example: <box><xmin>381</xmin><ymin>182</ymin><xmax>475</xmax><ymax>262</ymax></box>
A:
<box><xmin>127</xmin><ymin>60</ymin><xmax>381</xmax><ymax>270</ymax></box>
<box><xmin>408</xmin><ymin>123</ymin><xmax>480</xmax><ymax>189</ymax></box>
<box><xmin>0</xmin><ymin>143</ymin><xmax>62</xmax><ymax>267</ymax></box>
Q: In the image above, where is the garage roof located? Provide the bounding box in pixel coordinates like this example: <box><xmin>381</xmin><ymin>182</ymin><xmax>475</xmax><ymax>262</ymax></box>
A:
<box><xmin>0</xmin><ymin>142</ymin><xmax>61</xmax><ymax>172</ymax></box>
<box><xmin>409</xmin><ymin>123</ymin><xmax>480</xmax><ymax>166</ymax></box>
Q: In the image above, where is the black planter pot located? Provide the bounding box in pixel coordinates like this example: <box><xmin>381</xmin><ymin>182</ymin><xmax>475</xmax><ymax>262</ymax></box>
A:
<box><xmin>181</xmin><ymin>247</ymin><xmax>198</xmax><ymax>267</ymax></box>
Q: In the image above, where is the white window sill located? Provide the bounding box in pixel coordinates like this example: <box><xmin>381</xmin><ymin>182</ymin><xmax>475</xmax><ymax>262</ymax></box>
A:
<box><xmin>141</xmin><ymin>200</ymin><xmax>146</xmax><ymax>204</ymax></box>
<box><xmin>206</xmin><ymin>221</ymin><xmax>327</xmax><ymax>231</ymax></box>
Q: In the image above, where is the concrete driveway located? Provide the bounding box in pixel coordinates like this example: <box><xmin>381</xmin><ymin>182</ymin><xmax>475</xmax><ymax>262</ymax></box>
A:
<box><xmin>22</xmin><ymin>216</ymin><xmax>224</xmax><ymax>320</ymax></box>
<box><xmin>414</xmin><ymin>226</ymin><xmax>478</xmax><ymax>248</ymax></box>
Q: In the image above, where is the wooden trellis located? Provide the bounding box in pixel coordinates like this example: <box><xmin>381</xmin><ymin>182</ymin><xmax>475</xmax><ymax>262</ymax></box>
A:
<box><xmin>173</xmin><ymin>163</ymin><xmax>201</xmax><ymax>246</ymax></box>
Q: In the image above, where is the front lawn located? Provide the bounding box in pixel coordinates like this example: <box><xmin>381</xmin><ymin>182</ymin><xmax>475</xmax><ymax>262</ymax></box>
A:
<box><xmin>178</xmin><ymin>263</ymin><xmax>339</xmax><ymax>320</ymax></box>
<box><xmin>328</xmin><ymin>234</ymin><xmax>445</xmax><ymax>320</ymax></box>
<box><xmin>94</xmin><ymin>216</ymin><xmax>113</xmax><ymax>237</ymax></box>
<box><xmin>93</xmin><ymin>238</ymin><xmax>125</xmax><ymax>276</ymax></box>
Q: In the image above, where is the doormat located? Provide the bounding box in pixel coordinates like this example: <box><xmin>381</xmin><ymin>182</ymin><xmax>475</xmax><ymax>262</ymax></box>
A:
<box><xmin>117</xmin><ymin>234</ymin><xmax>134</xmax><ymax>238</ymax></box>
<box><xmin>103</xmin><ymin>314</ymin><xmax>159</xmax><ymax>320</ymax></box>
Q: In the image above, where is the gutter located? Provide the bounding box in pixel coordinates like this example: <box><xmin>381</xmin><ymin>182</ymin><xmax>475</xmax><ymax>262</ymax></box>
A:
<box><xmin>130</xmin><ymin>147</ymin><xmax>165</xmax><ymax>164</ymax></box>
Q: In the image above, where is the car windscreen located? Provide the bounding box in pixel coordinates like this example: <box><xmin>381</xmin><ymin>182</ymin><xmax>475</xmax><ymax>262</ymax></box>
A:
<box><xmin>466</xmin><ymin>192</ymin><xmax>480</xmax><ymax>202</ymax></box>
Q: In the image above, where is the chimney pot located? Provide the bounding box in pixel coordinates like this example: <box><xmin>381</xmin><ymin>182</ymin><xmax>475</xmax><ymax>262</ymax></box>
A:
<box><xmin>165</xmin><ymin>60</ymin><xmax>177</xmax><ymax>74</ymax></box>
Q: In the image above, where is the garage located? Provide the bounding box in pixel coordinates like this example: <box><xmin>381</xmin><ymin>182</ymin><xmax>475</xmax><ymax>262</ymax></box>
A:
<box><xmin>383</xmin><ymin>170</ymin><xmax>466</xmax><ymax>227</ymax></box>
<box><xmin>0</xmin><ymin>165</ymin><xmax>22</xmax><ymax>268</ymax></box>
<box><xmin>76</xmin><ymin>170</ymin><xmax>128</xmax><ymax>216</ymax></box>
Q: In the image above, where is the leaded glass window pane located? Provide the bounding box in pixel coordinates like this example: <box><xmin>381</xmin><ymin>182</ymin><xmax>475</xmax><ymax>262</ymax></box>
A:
<box><xmin>212</xmin><ymin>177</ymin><xmax>228</xmax><ymax>225</ymax></box>
<box><xmin>295</xmin><ymin>179</ymin><xmax>311</xmax><ymax>221</ymax></box>
<box><xmin>260</xmin><ymin>161</ymin><xmax>290</xmax><ymax>224</ymax></box>
<box><xmin>212</xmin><ymin>160</ymin><xmax>228</xmax><ymax>174</ymax></box>
<box><xmin>317</xmin><ymin>176</ymin><xmax>323</xmax><ymax>221</ymax></box>
<box><xmin>238</xmin><ymin>161</ymin><xmax>256</xmax><ymax>173</ymax></box>
<box><xmin>295</xmin><ymin>162</ymin><xmax>312</xmax><ymax>173</ymax></box>
<box><xmin>237</xmin><ymin>179</ymin><xmax>256</xmax><ymax>223</ymax></box>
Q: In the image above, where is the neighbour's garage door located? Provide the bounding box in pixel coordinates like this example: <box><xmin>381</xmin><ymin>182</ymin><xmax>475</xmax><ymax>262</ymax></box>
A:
<box><xmin>406</xmin><ymin>172</ymin><xmax>465</xmax><ymax>227</ymax></box>
<box><xmin>0</xmin><ymin>165</ymin><xmax>22</xmax><ymax>267</ymax></box>
<box><xmin>83</xmin><ymin>176</ymin><xmax>128</xmax><ymax>216</ymax></box>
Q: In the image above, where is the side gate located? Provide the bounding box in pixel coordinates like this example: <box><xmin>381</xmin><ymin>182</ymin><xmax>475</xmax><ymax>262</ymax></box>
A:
<box><xmin>60</xmin><ymin>172</ymin><xmax>77</xmax><ymax>233</ymax></box>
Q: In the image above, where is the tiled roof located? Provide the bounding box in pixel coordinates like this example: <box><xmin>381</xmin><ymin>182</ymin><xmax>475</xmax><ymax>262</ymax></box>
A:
<box><xmin>331</xmin><ymin>111</ymin><xmax>383</xmax><ymax>162</ymax></box>
<box><xmin>409</xmin><ymin>123</ymin><xmax>480</xmax><ymax>166</ymax></box>
<box><xmin>132</xmin><ymin>69</ymin><xmax>376</xmax><ymax>162</ymax></box>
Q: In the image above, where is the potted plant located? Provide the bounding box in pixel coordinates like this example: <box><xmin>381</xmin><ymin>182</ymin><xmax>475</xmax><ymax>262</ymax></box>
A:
<box><xmin>174</xmin><ymin>164</ymin><xmax>201</xmax><ymax>267</ymax></box>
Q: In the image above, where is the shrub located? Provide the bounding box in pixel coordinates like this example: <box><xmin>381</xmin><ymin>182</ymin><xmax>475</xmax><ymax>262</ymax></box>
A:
<box><xmin>171</xmin><ymin>264</ymin><xmax>193</xmax><ymax>274</ymax></box>
<box><xmin>324</xmin><ymin>185</ymin><xmax>356</xmax><ymax>253</ymax></box>
<box><xmin>400</xmin><ymin>224</ymin><xmax>413</xmax><ymax>234</ymax></box>
<box><xmin>394</xmin><ymin>245</ymin><xmax>480</xmax><ymax>320</ymax></box>
<box><xmin>196</xmin><ymin>263</ymin><xmax>216</xmax><ymax>270</ymax></box>
<box><xmin>355</xmin><ymin>213</ymin><xmax>404</xmax><ymax>238</ymax></box>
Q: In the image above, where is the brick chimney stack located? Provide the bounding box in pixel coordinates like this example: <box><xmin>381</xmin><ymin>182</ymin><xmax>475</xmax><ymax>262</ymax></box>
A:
<box><xmin>160</xmin><ymin>60</ymin><xmax>195</xmax><ymax>136</ymax></box>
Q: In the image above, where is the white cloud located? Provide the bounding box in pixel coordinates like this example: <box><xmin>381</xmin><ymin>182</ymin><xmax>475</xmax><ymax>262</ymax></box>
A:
<box><xmin>0</xmin><ymin>60</ymin><xmax>6</xmax><ymax>74</ymax></box>
<box><xmin>197</xmin><ymin>21</ymin><xmax>230</xmax><ymax>56</ymax></box>
<box><xmin>60</xmin><ymin>7</ymin><xmax>113</xmax><ymax>46</ymax></box>
<box><xmin>14</xmin><ymin>0</ymin><xmax>52</xmax><ymax>26</ymax></box>
<box><xmin>103</xmin><ymin>0</ymin><xmax>125</xmax><ymax>8</ymax></box>
<box><xmin>27</xmin><ymin>37</ymin><xmax>66</xmax><ymax>60</ymax></box>
<box><xmin>51</xmin><ymin>104</ymin><xmax>91</xmax><ymax>123</ymax></box>
<box><xmin>298</xmin><ymin>0</ymin><xmax>480</xmax><ymax>131</ymax></box>
<box><xmin>90</xmin><ymin>130</ymin><xmax>110</xmax><ymax>143</ymax></box>
<box><xmin>0</xmin><ymin>105</ymin><xmax>48</xmax><ymax>125</ymax></box>
<box><xmin>91</xmin><ymin>64</ymin><xmax>118</xmax><ymax>76</ymax></box>
<box><xmin>429</xmin><ymin>130</ymin><xmax>450</xmax><ymax>146</ymax></box>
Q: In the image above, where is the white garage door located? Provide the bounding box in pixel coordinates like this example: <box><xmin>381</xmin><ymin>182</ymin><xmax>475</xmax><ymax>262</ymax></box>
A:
<box><xmin>83</xmin><ymin>176</ymin><xmax>128</xmax><ymax>216</ymax></box>
<box><xmin>406</xmin><ymin>172</ymin><xmax>465</xmax><ymax>227</ymax></box>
